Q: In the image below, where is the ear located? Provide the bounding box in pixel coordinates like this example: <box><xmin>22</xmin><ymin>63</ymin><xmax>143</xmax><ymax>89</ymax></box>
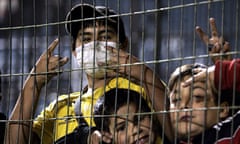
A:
<box><xmin>219</xmin><ymin>101</ymin><xmax>229</xmax><ymax>119</ymax></box>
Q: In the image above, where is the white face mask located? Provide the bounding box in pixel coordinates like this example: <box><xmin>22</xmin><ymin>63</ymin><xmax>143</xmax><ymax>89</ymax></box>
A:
<box><xmin>75</xmin><ymin>41</ymin><xmax>117</xmax><ymax>78</ymax></box>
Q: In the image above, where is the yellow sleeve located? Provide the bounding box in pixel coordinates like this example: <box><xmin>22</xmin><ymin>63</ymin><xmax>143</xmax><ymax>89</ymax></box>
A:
<box><xmin>33</xmin><ymin>102</ymin><xmax>56</xmax><ymax>144</ymax></box>
<box><xmin>33</xmin><ymin>93</ymin><xmax>79</xmax><ymax>144</ymax></box>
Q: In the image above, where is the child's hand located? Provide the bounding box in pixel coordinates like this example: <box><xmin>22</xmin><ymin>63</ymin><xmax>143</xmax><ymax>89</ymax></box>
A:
<box><xmin>182</xmin><ymin>66</ymin><xmax>216</xmax><ymax>92</ymax></box>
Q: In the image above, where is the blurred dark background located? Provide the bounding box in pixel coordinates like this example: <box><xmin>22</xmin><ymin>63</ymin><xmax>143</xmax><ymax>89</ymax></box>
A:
<box><xmin>0</xmin><ymin>0</ymin><xmax>239</xmax><ymax>117</ymax></box>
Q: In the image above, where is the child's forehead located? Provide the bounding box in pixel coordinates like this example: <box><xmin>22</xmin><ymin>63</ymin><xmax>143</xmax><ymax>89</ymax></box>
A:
<box><xmin>174</xmin><ymin>69</ymin><xmax>208</xmax><ymax>84</ymax></box>
<box><xmin>117</xmin><ymin>103</ymin><xmax>137</xmax><ymax>115</ymax></box>
<box><xmin>172</xmin><ymin>77</ymin><xmax>210</xmax><ymax>92</ymax></box>
<box><xmin>172</xmin><ymin>75</ymin><xmax>192</xmax><ymax>85</ymax></box>
<box><xmin>114</xmin><ymin>104</ymin><xmax>150</xmax><ymax>122</ymax></box>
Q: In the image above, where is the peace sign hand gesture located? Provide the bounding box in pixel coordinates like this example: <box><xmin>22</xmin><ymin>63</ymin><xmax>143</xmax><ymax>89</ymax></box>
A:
<box><xmin>196</xmin><ymin>17</ymin><xmax>232</xmax><ymax>63</ymax></box>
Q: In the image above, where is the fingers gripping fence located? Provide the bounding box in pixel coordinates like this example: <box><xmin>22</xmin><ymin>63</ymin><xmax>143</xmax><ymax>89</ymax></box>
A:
<box><xmin>0</xmin><ymin>0</ymin><xmax>240</xmax><ymax>144</ymax></box>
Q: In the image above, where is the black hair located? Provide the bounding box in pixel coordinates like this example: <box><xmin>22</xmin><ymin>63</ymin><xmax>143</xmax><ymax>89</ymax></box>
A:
<box><xmin>93</xmin><ymin>88</ymin><xmax>154</xmax><ymax>132</ymax></box>
<box><xmin>65</xmin><ymin>4</ymin><xmax>127</xmax><ymax>51</ymax></box>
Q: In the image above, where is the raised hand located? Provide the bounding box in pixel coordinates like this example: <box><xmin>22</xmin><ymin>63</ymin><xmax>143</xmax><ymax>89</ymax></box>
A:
<box><xmin>196</xmin><ymin>17</ymin><xmax>232</xmax><ymax>63</ymax></box>
<box><xmin>30</xmin><ymin>38</ymin><xmax>69</xmax><ymax>88</ymax></box>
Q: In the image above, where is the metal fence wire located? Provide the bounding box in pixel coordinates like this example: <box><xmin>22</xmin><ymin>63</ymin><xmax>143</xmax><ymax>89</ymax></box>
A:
<box><xmin>0</xmin><ymin>0</ymin><xmax>240</xmax><ymax>144</ymax></box>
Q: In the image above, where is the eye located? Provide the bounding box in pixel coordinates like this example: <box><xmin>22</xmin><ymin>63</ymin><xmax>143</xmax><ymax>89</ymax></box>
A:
<box><xmin>133</xmin><ymin>115</ymin><xmax>149</xmax><ymax>125</ymax></box>
<box><xmin>192</xmin><ymin>88</ymin><xmax>206</xmax><ymax>103</ymax></box>
<box><xmin>100</xmin><ymin>34</ymin><xmax>112</xmax><ymax>41</ymax></box>
<box><xmin>192</xmin><ymin>95</ymin><xmax>205</xmax><ymax>103</ymax></box>
<box><xmin>171</xmin><ymin>97</ymin><xmax>181</xmax><ymax>105</ymax></box>
<box><xmin>82</xmin><ymin>37</ymin><xmax>92</xmax><ymax>44</ymax></box>
<box><xmin>116</xmin><ymin>124</ymin><xmax>126</xmax><ymax>132</ymax></box>
<box><xmin>99</xmin><ymin>30</ymin><xmax>116</xmax><ymax>41</ymax></box>
<box><xmin>76</xmin><ymin>34</ymin><xmax>92</xmax><ymax>45</ymax></box>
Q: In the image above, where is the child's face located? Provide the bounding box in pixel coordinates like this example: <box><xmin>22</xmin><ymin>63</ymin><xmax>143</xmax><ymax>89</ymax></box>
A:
<box><xmin>109</xmin><ymin>104</ymin><xmax>155</xmax><ymax>144</ymax></box>
<box><xmin>169</xmin><ymin>76</ymin><xmax>219</xmax><ymax>138</ymax></box>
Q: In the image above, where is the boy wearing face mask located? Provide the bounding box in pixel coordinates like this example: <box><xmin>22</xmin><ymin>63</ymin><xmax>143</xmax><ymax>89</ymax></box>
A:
<box><xmin>5</xmin><ymin>3</ymin><xmax>172</xmax><ymax>144</ymax></box>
